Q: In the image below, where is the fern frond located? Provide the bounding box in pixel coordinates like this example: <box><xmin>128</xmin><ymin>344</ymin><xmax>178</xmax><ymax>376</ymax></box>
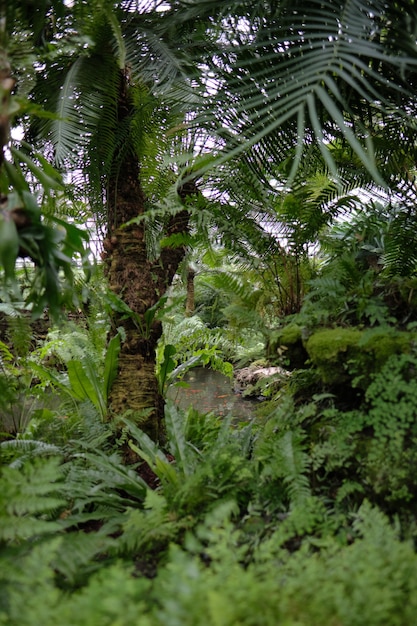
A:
<box><xmin>279</xmin><ymin>430</ymin><xmax>312</xmax><ymax>508</ymax></box>
<box><xmin>63</xmin><ymin>449</ymin><xmax>147</xmax><ymax>514</ymax></box>
<box><xmin>51</xmin><ymin>529</ymin><xmax>117</xmax><ymax>585</ymax></box>
<box><xmin>118</xmin><ymin>490</ymin><xmax>182</xmax><ymax>555</ymax></box>
<box><xmin>0</xmin><ymin>457</ymin><xmax>66</xmax><ymax>543</ymax></box>
<box><xmin>164</xmin><ymin>400</ymin><xmax>199</xmax><ymax>477</ymax></box>
<box><xmin>1</xmin><ymin>440</ymin><xmax>62</xmax><ymax>469</ymax></box>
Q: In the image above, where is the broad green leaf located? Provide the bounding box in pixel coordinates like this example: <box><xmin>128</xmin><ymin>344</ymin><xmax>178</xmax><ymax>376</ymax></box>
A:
<box><xmin>158</xmin><ymin>343</ymin><xmax>176</xmax><ymax>393</ymax></box>
<box><xmin>143</xmin><ymin>295</ymin><xmax>168</xmax><ymax>327</ymax></box>
<box><xmin>128</xmin><ymin>440</ymin><xmax>179</xmax><ymax>487</ymax></box>
<box><xmin>103</xmin><ymin>333</ymin><xmax>121</xmax><ymax>402</ymax></box>
<box><xmin>67</xmin><ymin>360</ymin><xmax>101</xmax><ymax>409</ymax></box>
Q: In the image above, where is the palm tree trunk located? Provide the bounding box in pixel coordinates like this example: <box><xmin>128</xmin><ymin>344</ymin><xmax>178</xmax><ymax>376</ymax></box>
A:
<box><xmin>102</xmin><ymin>77</ymin><xmax>191</xmax><ymax>442</ymax></box>
<box><xmin>104</xmin><ymin>167</ymin><xmax>190</xmax><ymax>442</ymax></box>
<box><xmin>107</xmin><ymin>193</ymin><xmax>188</xmax><ymax>441</ymax></box>
<box><xmin>185</xmin><ymin>267</ymin><xmax>196</xmax><ymax>316</ymax></box>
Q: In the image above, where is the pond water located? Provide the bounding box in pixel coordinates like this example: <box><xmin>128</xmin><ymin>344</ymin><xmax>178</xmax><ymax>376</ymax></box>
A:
<box><xmin>167</xmin><ymin>367</ymin><xmax>258</xmax><ymax>421</ymax></box>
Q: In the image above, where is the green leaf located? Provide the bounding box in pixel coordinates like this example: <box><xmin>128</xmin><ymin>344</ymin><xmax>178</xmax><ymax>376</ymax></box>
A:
<box><xmin>143</xmin><ymin>295</ymin><xmax>168</xmax><ymax>328</ymax></box>
<box><xmin>0</xmin><ymin>213</ymin><xmax>19</xmax><ymax>279</ymax></box>
<box><xmin>106</xmin><ymin>8</ymin><xmax>126</xmax><ymax>70</ymax></box>
<box><xmin>10</xmin><ymin>147</ymin><xmax>64</xmax><ymax>192</ymax></box>
<box><xmin>169</xmin><ymin>355</ymin><xmax>202</xmax><ymax>382</ymax></box>
<box><xmin>158</xmin><ymin>343</ymin><xmax>176</xmax><ymax>393</ymax></box>
<box><xmin>3</xmin><ymin>160</ymin><xmax>29</xmax><ymax>193</ymax></box>
<box><xmin>67</xmin><ymin>360</ymin><xmax>102</xmax><ymax>413</ymax></box>
<box><xmin>122</xmin><ymin>418</ymin><xmax>180</xmax><ymax>487</ymax></box>
<box><xmin>128</xmin><ymin>439</ymin><xmax>179</xmax><ymax>488</ymax></box>
<box><xmin>165</xmin><ymin>400</ymin><xmax>196</xmax><ymax>477</ymax></box>
<box><xmin>103</xmin><ymin>333</ymin><xmax>121</xmax><ymax>402</ymax></box>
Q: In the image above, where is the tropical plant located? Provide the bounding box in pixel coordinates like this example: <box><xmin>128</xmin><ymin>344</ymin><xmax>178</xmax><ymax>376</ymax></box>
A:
<box><xmin>13</xmin><ymin>0</ymin><xmax>210</xmax><ymax>441</ymax></box>
<box><xmin>0</xmin><ymin>8</ymin><xmax>91</xmax><ymax>316</ymax></box>
<box><xmin>184</xmin><ymin>0</ymin><xmax>417</xmax><ymax>185</ymax></box>
<box><xmin>6</xmin><ymin>0</ymin><xmax>417</xmax><ymax>442</ymax></box>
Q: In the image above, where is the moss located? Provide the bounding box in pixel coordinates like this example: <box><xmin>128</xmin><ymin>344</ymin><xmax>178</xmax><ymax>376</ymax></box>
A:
<box><xmin>355</xmin><ymin>329</ymin><xmax>415</xmax><ymax>387</ymax></box>
<box><xmin>306</xmin><ymin>327</ymin><xmax>416</xmax><ymax>387</ymax></box>
<box><xmin>280</xmin><ymin>324</ymin><xmax>303</xmax><ymax>345</ymax></box>
<box><xmin>306</xmin><ymin>328</ymin><xmax>362</xmax><ymax>385</ymax></box>
<box><xmin>268</xmin><ymin>324</ymin><xmax>307</xmax><ymax>369</ymax></box>
<box><xmin>360</xmin><ymin>329</ymin><xmax>410</xmax><ymax>362</ymax></box>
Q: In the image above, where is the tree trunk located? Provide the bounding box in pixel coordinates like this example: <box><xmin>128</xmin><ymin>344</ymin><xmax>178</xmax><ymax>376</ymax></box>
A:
<box><xmin>102</xmin><ymin>74</ymin><xmax>192</xmax><ymax>443</ymax></box>
<box><xmin>185</xmin><ymin>267</ymin><xmax>196</xmax><ymax>317</ymax></box>
<box><xmin>104</xmin><ymin>169</ymin><xmax>191</xmax><ymax>442</ymax></box>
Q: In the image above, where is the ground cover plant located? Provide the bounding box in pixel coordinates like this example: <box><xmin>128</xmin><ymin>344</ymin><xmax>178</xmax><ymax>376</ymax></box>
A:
<box><xmin>2</xmin><ymin>296</ymin><xmax>417</xmax><ymax>624</ymax></box>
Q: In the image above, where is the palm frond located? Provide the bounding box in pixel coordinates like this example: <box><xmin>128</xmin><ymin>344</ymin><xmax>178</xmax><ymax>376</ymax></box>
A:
<box><xmin>188</xmin><ymin>0</ymin><xmax>417</xmax><ymax>185</ymax></box>
<box><xmin>383</xmin><ymin>212</ymin><xmax>417</xmax><ymax>277</ymax></box>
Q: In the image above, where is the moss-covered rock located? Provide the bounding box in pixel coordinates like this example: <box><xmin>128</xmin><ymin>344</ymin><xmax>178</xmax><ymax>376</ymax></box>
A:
<box><xmin>306</xmin><ymin>327</ymin><xmax>416</xmax><ymax>387</ymax></box>
<box><xmin>355</xmin><ymin>328</ymin><xmax>415</xmax><ymax>387</ymax></box>
<box><xmin>305</xmin><ymin>328</ymin><xmax>362</xmax><ymax>385</ymax></box>
<box><xmin>267</xmin><ymin>324</ymin><xmax>308</xmax><ymax>369</ymax></box>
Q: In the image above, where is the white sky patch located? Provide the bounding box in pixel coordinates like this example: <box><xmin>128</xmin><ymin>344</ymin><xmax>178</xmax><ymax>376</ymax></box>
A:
<box><xmin>11</xmin><ymin>126</ymin><xmax>24</xmax><ymax>142</ymax></box>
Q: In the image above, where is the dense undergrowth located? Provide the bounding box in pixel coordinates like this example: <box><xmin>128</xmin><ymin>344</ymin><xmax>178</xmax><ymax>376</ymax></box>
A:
<box><xmin>2</xmin><ymin>300</ymin><xmax>417</xmax><ymax>624</ymax></box>
<box><xmin>2</xmin><ymin>209</ymin><xmax>417</xmax><ymax>624</ymax></box>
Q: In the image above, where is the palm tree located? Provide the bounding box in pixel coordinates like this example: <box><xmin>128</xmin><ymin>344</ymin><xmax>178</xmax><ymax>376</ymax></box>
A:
<box><xmin>7</xmin><ymin>0</ymin><xmax>203</xmax><ymax>441</ymax></box>
<box><xmin>8</xmin><ymin>0</ymin><xmax>417</xmax><ymax>442</ymax></box>
<box><xmin>182</xmin><ymin>0</ymin><xmax>417</xmax><ymax>188</ymax></box>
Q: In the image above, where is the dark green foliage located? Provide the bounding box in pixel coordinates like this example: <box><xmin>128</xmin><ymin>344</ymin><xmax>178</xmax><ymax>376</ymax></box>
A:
<box><xmin>267</xmin><ymin>323</ymin><xmax>308</xmax><ymax>369</ymax></box>
<box><xmin>3</xmin><ymin>346</ymin><xmax>417</xmax><ymax>623</ymax></box>
<box><xmin>5</xmin><ymin>2</ymin><xmax>417</xmax><ymax>622</ymax></box>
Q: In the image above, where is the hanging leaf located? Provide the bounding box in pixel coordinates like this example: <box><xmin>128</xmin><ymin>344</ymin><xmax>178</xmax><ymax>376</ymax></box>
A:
<box><xmin>10</xmin><ymin>147</ymin><xmax>64</xmax><ymax>192</ymax></box>
<box><xmin>0</xmin><ymin>212</ymin><xmax>19</xmax><ymax>280</ymax></box>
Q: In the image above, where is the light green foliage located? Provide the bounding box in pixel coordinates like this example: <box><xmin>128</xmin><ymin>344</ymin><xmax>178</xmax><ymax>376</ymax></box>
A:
<box><xmin>123</xmin><ymin>404</ymin><xmax>253</xmax><ymax>520</ymax></box>
<box><xmin>0</xmin><ymin>457</ymin><xmax>65</xmax><ymax>544</ymax></box>
<box><xmin>361</xmin><ymin>353</ymin><xmax>417</xmax><ymax>504</ymax></box>
<box><xmin>306</xmin><ymin>326</ymin><xmax>415</xmax><ymax>388</ymax></box>
<box><xmin>306</xmin><ymin>327</ymin><xmax>363</xmax><ymax>384</ymax></box>
<box><xmin>26</xmin><ymin>324</ymin><xmax>121</xmax><ymax>422</ymax></box>
<box><xmin>353</xmin><ymin>327</ymin><xmax>414</xmax><ymax>387</ymax></box>
<box><xmin>160</xmin><ymin>314</ymin><xmax>234</xmax><ymax>383</ymax></box>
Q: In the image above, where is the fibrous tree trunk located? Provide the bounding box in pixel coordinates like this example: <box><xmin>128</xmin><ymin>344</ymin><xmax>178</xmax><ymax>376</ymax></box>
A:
<box><xmin>102</xmin><ymin>74</ymin><xmax>192</xmax><ymax>443</ymax></box>
<box><xmin>185</xmin><ymin>267</ymin><xmax>195</xmax><ymax>317</ymax></box>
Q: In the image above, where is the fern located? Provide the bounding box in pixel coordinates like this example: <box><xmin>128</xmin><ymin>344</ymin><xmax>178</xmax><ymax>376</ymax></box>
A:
<box><xmin>0</xmin><ymin>439</ymin><xmax>62</xmax><ymax>469</ymax></box>
<box><xmin>255</xmin><ymin>426</ymin><xmax>311</xmax><ymax>510</ymax></box>
<box><xmin>279</xmin><ymin>431</ymin><xmax>312</xmax><ymax>508</ymax></box>
<box><xmin>164</xmin><ymin>400</ymin><xmax>198</xmax><ymax>477</ymax></box>
<box><xmin>62</xmin><ymin>449</ymin><xmax>147</xmax><ymax>518</ymax></box>
<box><xmin>117</xmin><ymin>489</ymin><xmax>184</xmax><ymax>556</ymax></box>
<box><xmin>0</xmin><ymin>457</ymin><xmax>66</xmax><ymax>544</ymax></box>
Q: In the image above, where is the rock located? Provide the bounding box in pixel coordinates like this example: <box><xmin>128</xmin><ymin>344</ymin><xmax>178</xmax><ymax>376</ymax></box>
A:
<box><xmin>233</xmin><ymin>364</ymin><xmax>291</xmax><ymax>397</ymax></box>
